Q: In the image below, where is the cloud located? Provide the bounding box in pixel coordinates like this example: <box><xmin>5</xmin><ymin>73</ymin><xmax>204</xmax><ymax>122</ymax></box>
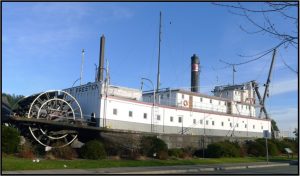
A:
<box><xmin>256</xmin><ymin>77</ymin><xmax>297</xmax><ymax>97</ymax></box>
<box><xmin>32</xmin><ymin>2</ymin><xmax>89</xmax><ymax>20</ymax></box>
<box><xmin>110</xmin><ymin>5</ymin><xmax>134</xmax><ymax>19</ymax></box>
<box><xmin>3</xmin><ymin>3</ymin><xmax>135</xmax><ymax>62</ymax></box>
<box><xmin>269</xmin><ymin>78</ymin><xmax>298</xmax><ymax>96</ymax></box>
<box><xmin>269</xmin><ymin>107</ymin><xmax>298</xmax><ymax>131</ymax></box>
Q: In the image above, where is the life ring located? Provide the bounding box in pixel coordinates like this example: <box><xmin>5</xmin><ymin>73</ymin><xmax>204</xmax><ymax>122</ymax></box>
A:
<box><xmin>183</xmin><ymin>100</ymin><xmax>189</xmax><ymax>107</ymax></box>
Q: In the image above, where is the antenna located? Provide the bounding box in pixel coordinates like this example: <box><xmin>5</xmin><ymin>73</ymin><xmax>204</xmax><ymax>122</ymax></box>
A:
<box><xmin>156</xmin><ymin>11</ymin><xmax>162</xmax><ymax>103</ymax></box>
<box><xmin>219</xmin><ymin>59</ymin><xmax>236</xmax><ymax>85</ymax></box>
<box><xmin>80</xmin><ymin>49</ymin><xmax>85</xmax><ymax>86</ymax></box>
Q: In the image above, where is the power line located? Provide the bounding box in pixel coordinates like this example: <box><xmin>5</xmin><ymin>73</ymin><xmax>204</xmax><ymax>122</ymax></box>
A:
<box><xmin>254</xmin><ymin>57</ymin><xmax>270</xmax><ymax>81</ymax></box>
<box><xmin>279</xmin><ymin>51</ymin><xmax>298</xmax><ymax>74</ymax></box>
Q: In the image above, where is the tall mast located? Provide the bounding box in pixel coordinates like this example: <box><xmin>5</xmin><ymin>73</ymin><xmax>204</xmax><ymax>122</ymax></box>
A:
<box><xmin>156</xmin><ymin>11</ymin><xmax>162</xmax><ymax>95</ymax></box>
<box><xmin>80</xmin><ymin>49</ymin><xmax>85</xmax><ymax>86</ymax></box>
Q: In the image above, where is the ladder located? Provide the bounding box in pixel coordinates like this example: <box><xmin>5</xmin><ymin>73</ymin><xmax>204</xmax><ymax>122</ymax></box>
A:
<box><xmin>152</xmin><ymin>106</ymin><xmax>159</xmax><ymax>133</ymax></box>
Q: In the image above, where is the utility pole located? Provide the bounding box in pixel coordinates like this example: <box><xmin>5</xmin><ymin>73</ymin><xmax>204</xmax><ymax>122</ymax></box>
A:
<box><xmin>156</xmin><ymin>11</ymin><xmax>162</xmax><ymax>103</ymax></box>
<box><xmin>259</xmin><ymin>49</ymin><xmax>277</xmax><ymax>119</ymax></box>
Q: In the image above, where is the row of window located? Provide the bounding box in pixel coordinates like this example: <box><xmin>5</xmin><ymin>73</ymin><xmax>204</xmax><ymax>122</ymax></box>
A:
<box><xmin>197</xmin><ymin>120</ymin><xmax>261</xmax><ymax>129</ymax></box>
<box><xmin>147</xmin><ymin>93</ymin><xmax>171</xmax><ymax>99</ymax></box>
<box><xmin>113</xmin><ymin>108</ymin><xmax>263</xmax><ymax>129</ymax></box>
<box><xmin>180</xmin><ymin>96</ymin><xmax>229</xmax><ymax>107</ymax></box>
<box><xmin>147</xmin><ymin>93</ymin><xmax>252</xmax><ymax>111</ymax></box>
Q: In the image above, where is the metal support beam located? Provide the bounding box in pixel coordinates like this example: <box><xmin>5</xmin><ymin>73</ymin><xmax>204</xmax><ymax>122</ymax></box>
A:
<box><xmin>252</xmin><ymin>81</ymin><xmax>268</xmax><ymax>118</ymax></box>
<box><xmin>259</xmin><ymin>49</ymin><xmax>277</xmax><ymax>119</ymax></box>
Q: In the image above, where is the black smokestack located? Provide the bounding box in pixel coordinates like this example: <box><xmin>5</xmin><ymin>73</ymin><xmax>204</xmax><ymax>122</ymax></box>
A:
<box><xmin>191</xmin><ymin>54</ymin><xmax>200</xmax><ymax>92</ymax></box>
<box><xmin>97</xmin><ymin>35</ymin><xmax>105</xmax><ymax>82</ymax></box>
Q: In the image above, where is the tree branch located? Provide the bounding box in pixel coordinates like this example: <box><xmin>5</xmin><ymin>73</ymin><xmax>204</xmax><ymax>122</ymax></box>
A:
<box><xmin>212</xmin><ymin>2</ymin><xmax>291</xmax><ymax>13</ymax></box>
<box><xmin>240</xmin><ymin>5</ymin><xmax>296</xmax><ymax>41</ymax></box>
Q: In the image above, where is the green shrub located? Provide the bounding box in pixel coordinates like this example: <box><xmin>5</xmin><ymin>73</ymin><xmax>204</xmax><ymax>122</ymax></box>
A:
<box><xmin>168</xmin><ymin>148</ymin><xmax>183</xmax><ymax>158</ymax></box>
<box><xmin>267</xmin><ymin>141</ymin><xmax>279</xmax><ymax>156</ymax></box>
<box><xmin>140</xmin><ymin>136</ymin><xmax>168</xmax><ymax>159</ymax></box>
<box><xmin>80</xmin><ymin>140</ymin><xmax>106</xmax><ymax>160</ymax></box>
<box><xmin>103</xmin><ymin>140</ymin><xmax>120</xmax><ymax>156</ymax></box>
<box><xmin>158</xmin><ymin>150</ymin><xmax>168</xmax><ymax>160</ymax></box>
<box><xmin>193</xmin><ymin>148</ymin><xmax>205</xmax><ymax>158</ymax></box>
<box><xmin>206</xmin><ymin>143</ymin><xmax>223</xmax><ymax>158</ymax></box>
<box><xmin>50</xmin><ymin>142</ymin><xmax>78</xmax><ymax>160</ymax></box>
<box><xmin>18</xmin><ymin>141</ymin><xmax>35</xmax><ymax>159</ymax></box>
<box><xmin>283</xmin><ymin>138</ymin><xmax>298</xmax><ymax>153</ymax></box>
<box><xmin>129</xmin><ymin>149</ymin><xmax>141</xmax><ymax>160</ymax></box>
<box><xmin>181</xmin><ymin>147</ymin><xmax>196</xmax><ymax>159</ymax></box>
<box><xmin>33</xmin><ymin>142</ymin><xmax>47</xmax><ymax>157</ymax></box>
<box><xmin>246</xmin><ymin>140</ymin><xmax>265</xmax><ymax>156</ymax></box>
<box><xmin>206</xmin><ymin>141</ymin><xmax>240</xmax><ymax>158</ymax></box>
<box><xmin>2</xmin><ymin>125</ymin><xmax>20</xmax><ymax>154</ymax></box>
<box><xmin>255</xmin><ymin>139</ymin><xmax>279</xmax><ymax>156</ymax></box>
<box><xmin>231</xmin><ymin>141</ymin><xmax>246</xmax><ymax>157</ymax></box>
<box><xmin>272</xmin><ymin>139</ymin><xmax>297</xmax><ymax>154</ymax></box>
<box><xmin>245</xmin><ymin>139</ymin><xmax>279</xmax><ymax>157</ymax></box>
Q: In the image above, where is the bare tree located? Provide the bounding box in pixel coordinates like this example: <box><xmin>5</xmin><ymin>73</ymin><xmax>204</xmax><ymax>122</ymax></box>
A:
<box><xmin>213</xmin><ymin>2</ymin><xmax>298</xmax><ymax>73</ymax></box>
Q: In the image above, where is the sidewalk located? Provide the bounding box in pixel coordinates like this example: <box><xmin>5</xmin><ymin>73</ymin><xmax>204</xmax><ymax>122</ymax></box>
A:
<box><xmin>2</xmin><ymin>162</ymin><xmax>292</xmax><ymax>174</ymax></box>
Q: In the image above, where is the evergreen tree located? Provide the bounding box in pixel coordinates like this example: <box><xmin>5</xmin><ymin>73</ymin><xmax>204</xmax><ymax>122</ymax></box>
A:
<box><xmin>271</xmin><ymin>119</ymin><xmax>279</xmax><ymax>139</ymax></box>
<box><xmin>2</xmin><ymin>93</ymin><xmax>24</xmax><ymax>109</ymax></box>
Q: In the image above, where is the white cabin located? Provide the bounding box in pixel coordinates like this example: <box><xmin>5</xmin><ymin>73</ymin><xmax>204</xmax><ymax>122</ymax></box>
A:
<box><xmin>63</xmin><ymin>81</ymin><xmax>271</xmax><ymax>138</ymax></box>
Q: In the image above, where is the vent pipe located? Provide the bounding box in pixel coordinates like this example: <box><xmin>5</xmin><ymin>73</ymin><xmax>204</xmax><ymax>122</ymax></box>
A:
<box><xmin>97</xmin><ymin>35</ymin><xmax>105</xmax><ymax>82</ymax></box>
<box><xmin>191</xmin><ymin>54</ymin><xmax>200</xmax><ymax>92</ymax></box>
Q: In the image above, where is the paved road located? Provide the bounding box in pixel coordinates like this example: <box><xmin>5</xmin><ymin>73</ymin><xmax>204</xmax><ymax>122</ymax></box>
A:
<box><xmin>3</xmin><ymin>162</ymin><xmax>298</xmax><ymax>175</ymax></box>
<box><xmin>189</xmin><ymin>165</ymin><xmax>298</xmax><ymax>174</ymax></box>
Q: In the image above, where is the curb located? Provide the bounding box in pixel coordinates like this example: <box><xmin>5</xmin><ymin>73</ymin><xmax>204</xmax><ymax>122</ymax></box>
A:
<box><xmin>119</xmin><ymin>163</ymin><xmax>291</xmax><ymax>174</ymax></box>
<box><xmin>247</xmin><ymin>163</ymin><xmax>289</xmax><ymax>168</ymax></box>
<box><xmin>220</xmin><ymin>166</ymin><xmax>247</xmax><ymax>170</ymax></box>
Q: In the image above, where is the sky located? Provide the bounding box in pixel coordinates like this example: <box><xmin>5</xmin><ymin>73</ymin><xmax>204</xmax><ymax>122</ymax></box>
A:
<box><xmin>2</xmin><ymin>2</ymin><xmax>298</xmax><ymax>133</ymax></box>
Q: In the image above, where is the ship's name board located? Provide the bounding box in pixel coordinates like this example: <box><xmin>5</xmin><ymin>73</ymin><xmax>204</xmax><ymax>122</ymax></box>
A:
<box><xmin>64</xmin><ymin>83</ymin><xmax>99</xmax><ymax>93</ymax></box>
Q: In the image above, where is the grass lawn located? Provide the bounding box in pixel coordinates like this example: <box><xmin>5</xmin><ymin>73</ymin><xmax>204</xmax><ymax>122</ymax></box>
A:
<box><xmin>2</xmin><ymin>155</ymin><xmax>295</xmax><ymax>171</ymax></box>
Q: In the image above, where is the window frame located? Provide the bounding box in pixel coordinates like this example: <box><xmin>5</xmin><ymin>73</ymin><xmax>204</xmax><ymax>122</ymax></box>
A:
<box><xmin>178</xmin><ymin>116</ymin><xmax>182</xmax><ymax>123</ymax></box>
<box><xmin>113</xmin><ymin>108</ymin><xmax>117</xmax><ymax>115</ymax></box>
<box><xmin>157</xmin><ymin>115</ymin><xmax>161</xmax><ymax>120</ymax></box>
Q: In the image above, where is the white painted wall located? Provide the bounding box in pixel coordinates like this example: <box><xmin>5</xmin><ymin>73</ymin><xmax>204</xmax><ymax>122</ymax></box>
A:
<box><xmin>144</xmin><ymin>90</ymin><xmax>255</xmax><ymax>117</ymax></box>
<box><xmin>64</xmin><ymin>82</ymin><xmax>270</xmax><ymax>137</ymax></box>
<box><xmin>103</xmin><ymin>96</ymin><xmax>271</xmax><ymax>135</ymax></box>
<box><xmin>63</xmin><ymin>82</ymin><xmax>101</xmax><ymax>120</ymax></box>
<box><xmin>106</xmin><ymin>85</ymin><xmax>142</xmax><ymax>100</ymax></box>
